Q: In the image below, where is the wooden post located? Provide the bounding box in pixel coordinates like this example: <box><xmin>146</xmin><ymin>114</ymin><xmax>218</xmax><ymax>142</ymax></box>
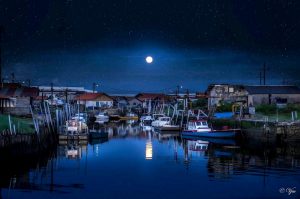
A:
<box><xmin>180</xmin><ymin>111</ymin><xmax>184</xmax><ymax>128</ymax></box>
<box><xmin>8</xmin><ymin>114</ymin><xmax>12</xmax><ymax>135</ymax></box>
<box><xmin>56</xmin><ymin>109</ymin><xmax>59</xmax><ymax>131</ymax></box>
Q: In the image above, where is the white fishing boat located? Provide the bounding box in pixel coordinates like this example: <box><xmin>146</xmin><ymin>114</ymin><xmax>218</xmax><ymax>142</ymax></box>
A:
<box><xmin>95</xmin><ymin>112</ymin><xmax>109</xmax><ymax>122</ymax></box>
<box><xmin>151</xmin><ymin>116</ymin><xmax>171</xmax><ymax>127</ymax></box>
<box><xmin>140</xmin><ymin>115</ymin><xmax>153</xmax><ymax>126</ymax></box>
<box><xmin>66</xmin><ymin>119</ymin><xmax>88</xmax><ymax>133</ymax></box>
<box><xmin>71</xmin><ymin>115</ymin><xmax>87</xmax><ymax>123</ymax></box>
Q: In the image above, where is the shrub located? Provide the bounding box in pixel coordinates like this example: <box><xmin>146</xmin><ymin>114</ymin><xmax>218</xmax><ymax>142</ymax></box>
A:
<box><xmin>216</xmin><ymin>102</ymin><xmax>233</xmax><ymax>112</ymax></box>
<box><xmin>255</xmin><ymin>104</ymin><xmax>277</xmax><ymax>115</ymax></box>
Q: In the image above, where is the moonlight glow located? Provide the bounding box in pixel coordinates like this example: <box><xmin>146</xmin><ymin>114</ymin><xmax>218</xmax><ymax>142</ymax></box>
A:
<box><xmin>146</xmin><ymin>56</ymin><xmax>153</xmax><ymax>64</ymax></box>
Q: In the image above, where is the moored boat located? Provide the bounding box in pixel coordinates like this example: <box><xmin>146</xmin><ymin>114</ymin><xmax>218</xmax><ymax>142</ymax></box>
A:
<box><xmin>140</xmin><ymin>115</ymin><xmax>153</xmax><ymax>126</ymax></box>
<box><xmin>156</xmin><ymin>124</ymin><xmax>181</xmax><ymax>131</ymax></box>
<box><xmin>95</xmin><ymin>112</ymin><xmax>109</xmax><ymax>122</ymax></box>
<box><xmin>181</xmin><ymin>120</ymin><xmax>239</xmax><ymax>138</ymax></box>
<box><xmin>119</xmin><ymin>112</ymin><xmax>139</xmax><ymax>120</ymax></box>
<box><xmin>151</xmin><ymin>116</ymin><xmax>171</xmax><ymax>127</ymax></box>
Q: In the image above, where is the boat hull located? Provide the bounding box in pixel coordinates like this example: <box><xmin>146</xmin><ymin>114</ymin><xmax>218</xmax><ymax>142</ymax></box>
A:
<box><xmin>181</xmin><ymin>130</ymin><xmax>236</xmax><ymax>138</ymax></box>
<box><xmin>155</xmin><ymin>125</ymin><xmax>181</xmax><ymax>131</ymax></box>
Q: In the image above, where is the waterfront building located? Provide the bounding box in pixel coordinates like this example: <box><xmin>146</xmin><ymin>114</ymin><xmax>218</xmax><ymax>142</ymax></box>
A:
<box><xmin>75</xmin><ymin>93</ymin><xmax>114</xmax><ymax>109</ymax></box>
<box><xmin>245</xmin><ymin>85</ymin><xmax>300</xmax><ymax>106</ymax></box>
<box><xmin>207</xmin><ymin>84</ymin><xmax>300</xmax><ymax>108</ymax></box>
<box><xmin>0</xmin><ymin>83</ymin><xmax>39</xmax><ymax>115</ymax></box>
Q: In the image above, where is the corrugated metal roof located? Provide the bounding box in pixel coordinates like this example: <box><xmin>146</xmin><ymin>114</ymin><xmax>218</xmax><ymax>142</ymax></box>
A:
<box><xmin>0</xmin><ymin>86</ymin><xmax>39</xmax><ymax>97</ymax></box>
<box><xmin>74</xmin><ymin>93</ymin><xmax>113</xmax><ymax>101</ymax></box>
<box><xmin>245</xmin><ymin>85</ymin><xmax>300</xmax><ymax>94</ymax></box>
<box><xmin>136</xmin><ymin>93</ymin><xmax>168</xmax><ymax>101</ymax></box>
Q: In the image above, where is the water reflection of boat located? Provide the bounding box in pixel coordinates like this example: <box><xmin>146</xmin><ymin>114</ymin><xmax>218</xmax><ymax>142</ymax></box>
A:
<box><xmin>157</xmin><ymin>132</ymin><xmax>180</xmax><ymax>141</ymax></box>
<box><xmin>188</xmin><ymin>140</ymin><xmax>209</xmax><ymax>152</ymax></box>
<box><xmin>65</xmin><ymin>145</ymin><xmax>82</xmax><ymax>159</ymax></box>
<box><xmin>119</xmin><ymin>113</ymin><xmax>139</xmax><ymax>120</ymax></box>
<box><xmin>89</xmin><ymin>137</ymin><xmax>109</xmax><ymax>145</ymax></box>
<box><xmin>95</xmin><ymin>118</ymin><xmax>109</xmax><ymax>124</ymax></box>
<box><xmin>213</xmin><ymin>150</ymin><xmax>233</xmax><ymax>157</ymax></box>
<box><xmin>89</xmin><ymin>129</ymin><xmax>109</xmax><ymax>139</ymax></box>
<box><xmin>183</xmin><ymin>136</ymin><xmax>236</xmax><ymax>145</ymax></box>
<box><xmin>140</xmin><ymin>124</ymin><xmax>153</xmax><ymax>132</ymax></box>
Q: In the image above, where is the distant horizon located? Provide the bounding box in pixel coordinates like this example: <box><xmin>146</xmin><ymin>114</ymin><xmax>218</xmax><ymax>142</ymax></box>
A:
<box><xmin>3</xmin><ymin>47</ymin><xmax>300</xmax><ymax>94</ymax></box>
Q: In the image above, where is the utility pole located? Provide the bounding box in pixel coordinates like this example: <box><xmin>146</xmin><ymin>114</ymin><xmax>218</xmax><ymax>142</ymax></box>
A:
<box><xmin>176</xmin><ymin>85</ymin><xmax>180</xmax><ymax>96</ymax></box>
<box><xmin>92</xmin><ymin>83</ymin><xmax>99</xmax><ymax>93</ymax></box>
<box><xmin>263</xmin><ymin>62</ymin><xmax>267</xmax><ymax>85</ymax></box>
<box><xmin>50</xmin><ymin>82</ymin><xmax>54</xmax><ymax>104</ymax></box>
<box><xmin>11</xmin><ymin>72</ymin><xmax>15</xmax><ymax>83</ymax></box>
<box><xmin>0</xmin><ymin>26</ymin><xmax>3</xmax><ymax>83</ymax></box>
<box><xmin>260</xmin><ymin>71</ymin><xmax>262</xmax><ymax>85</ymax></box>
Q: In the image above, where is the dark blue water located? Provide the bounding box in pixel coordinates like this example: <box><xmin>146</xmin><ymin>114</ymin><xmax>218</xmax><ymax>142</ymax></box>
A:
<box><xmin>1</xmin><ymin>123</ymin><xmax>300</xmax><ymax>199</ymax></box>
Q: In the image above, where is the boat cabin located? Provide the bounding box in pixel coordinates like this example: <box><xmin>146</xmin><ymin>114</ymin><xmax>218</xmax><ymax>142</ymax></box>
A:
<box><xmin>187</xmin><ymin>120</ymin><xmax>211</xmax><ymax>132</ymax></box>
<box><xmin>151</xmin><ymin>116</ymin><xmax>171</xmax><ymax>127</ymax></box>
<box><xmin>159</xmin><ymin>117</ymin><xmax>171</xmax><ymax>122</ymax></box>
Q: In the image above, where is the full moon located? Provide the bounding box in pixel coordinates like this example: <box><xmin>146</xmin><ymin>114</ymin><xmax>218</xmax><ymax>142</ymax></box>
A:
<box><xmin>145</xmin><ymin>56</ymin><xmax>153</xmax><ymax>64</ymax></box>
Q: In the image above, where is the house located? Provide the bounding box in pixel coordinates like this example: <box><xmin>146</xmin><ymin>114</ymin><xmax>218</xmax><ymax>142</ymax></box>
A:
<box><xmin>0</xmin><ymin>83</ymin><xmax>39</xmax><ymax>115</ymax></box>
<box><xmin>38</xmin><ymin>86</ymin><xmax>89</xmax><ymax>103</ymax></box>
<box><xmin>135</xmin><ymin>93</ymin><xmax>170</xmax><ymax>108</ymax></box>
<box><xmin>126</xmin><ymin>97</ymin><xmax>143</xmax><ymax>108</ymax></box>
<box><xmin>206</xmin><ymin>84</ymin><xmax>248</xmax><ymax>109</ymax></box>
<box><xmin>207</xmin><ymin>84</ymin><xmax>300</xmax><ymax>108</ymax></box>
<box><xmin>111</xmin><ymin>96</ymin><xmax>128</xmax><ymax>108</ymax></box>
<box><xmin>75</xmin><ymin>93</ymin><xmax>114</xmax><ymax>109</ymax></box>
<box><xmin>245</xmin><ymin>85</ymin><xmax>300</xmax><ymax>106</ymax></box>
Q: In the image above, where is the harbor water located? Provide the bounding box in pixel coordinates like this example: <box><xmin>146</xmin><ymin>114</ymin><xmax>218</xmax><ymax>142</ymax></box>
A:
<box><xmin>0</xmin><ymin>122</ymin><xmax>299</xmax><ymax>199</ymax></box>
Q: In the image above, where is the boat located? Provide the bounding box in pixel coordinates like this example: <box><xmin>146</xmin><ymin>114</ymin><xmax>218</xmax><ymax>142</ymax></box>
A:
<box><xmin>140</xmin><ymin>115</ymin><xmax>153</xmax><ymax>126</ymax></box>
<box><xmin>66</xmin><ymin>119</ymin><xmax>88</xmax><ymax>133</ymax></box>
<box><xmin>181</xmin><ymin>120</ymin><xmax>239</xmax><ymax>138</ymax></box>
<box><xmin>95</xmin><ymin>112</ymin><xmax>109</xmax><ymax>122</ymax></box>
<box><xmin>151</xmin><ymin>116</ymin><xmax>181</xmax><ymax>131</ymax></box>
<box><xmin>71</xmin><ymin>116</ymin><xmax>86</xmax><ymax>123</ymax></box>
<box><xmin>119</xmin><ymin>112</ymin><xmax>139</xmax><ymax>120</ymax></box>
<box><xmin>59</xmin><ymin>119</ymin><xmax>89</xmax><ymax>140</ymax></box>
<box><xmin>152</xmin><ymin>114</ymin><xmax>165</xmax><ymax>120</ymax></box>
<box><xmin>151</xmin><ymin>116</ymin><xmax>171</xmax><ymax>127</ymax></box>
<box><xmin>156</xmin><ymin>124</ymin><xmax>181</xmax><ymax>131</ymax></box>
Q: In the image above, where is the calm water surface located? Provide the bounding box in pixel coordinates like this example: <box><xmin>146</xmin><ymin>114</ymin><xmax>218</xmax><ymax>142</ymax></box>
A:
<box><xmin>1</xmin><ymin>122</ymin><xmax>300</xmax><ymax>199</ymax></box>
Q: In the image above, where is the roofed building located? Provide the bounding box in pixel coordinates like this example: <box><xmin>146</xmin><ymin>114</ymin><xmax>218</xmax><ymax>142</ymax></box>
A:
<box><xmin>0</xmin><ymin>83</ymin><xmax>39</xmax><ymax>115</ymax></box>
<box><xmin>245</xmin><ymin>85</ymin><xmax>300</xmax><ymax>106</ymax></box>
<box><xmin>206</xmin><ymin>84</ymin><xmax>248</xmax><ymax>109</ymax></box>
<box><xmin>75</xmin><ymin>93</ymin><xmax>114</xmax><ymax>109</ymax></box>
<box><xmin>207</xmin><ymin>84</ymin><xmax>300</xmax><ymax>108</ymax></box>
<box><xmin>135</xmin><ymin>93</ymin><xmax>170</xmax><ymax>108</ymax></box>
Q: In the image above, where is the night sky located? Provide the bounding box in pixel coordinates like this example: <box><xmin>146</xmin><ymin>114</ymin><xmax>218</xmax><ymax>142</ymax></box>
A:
<box><xmin>1</xmin><ymin>0</ymin><xmax>300</xmax><ymax>93</ymax></box>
